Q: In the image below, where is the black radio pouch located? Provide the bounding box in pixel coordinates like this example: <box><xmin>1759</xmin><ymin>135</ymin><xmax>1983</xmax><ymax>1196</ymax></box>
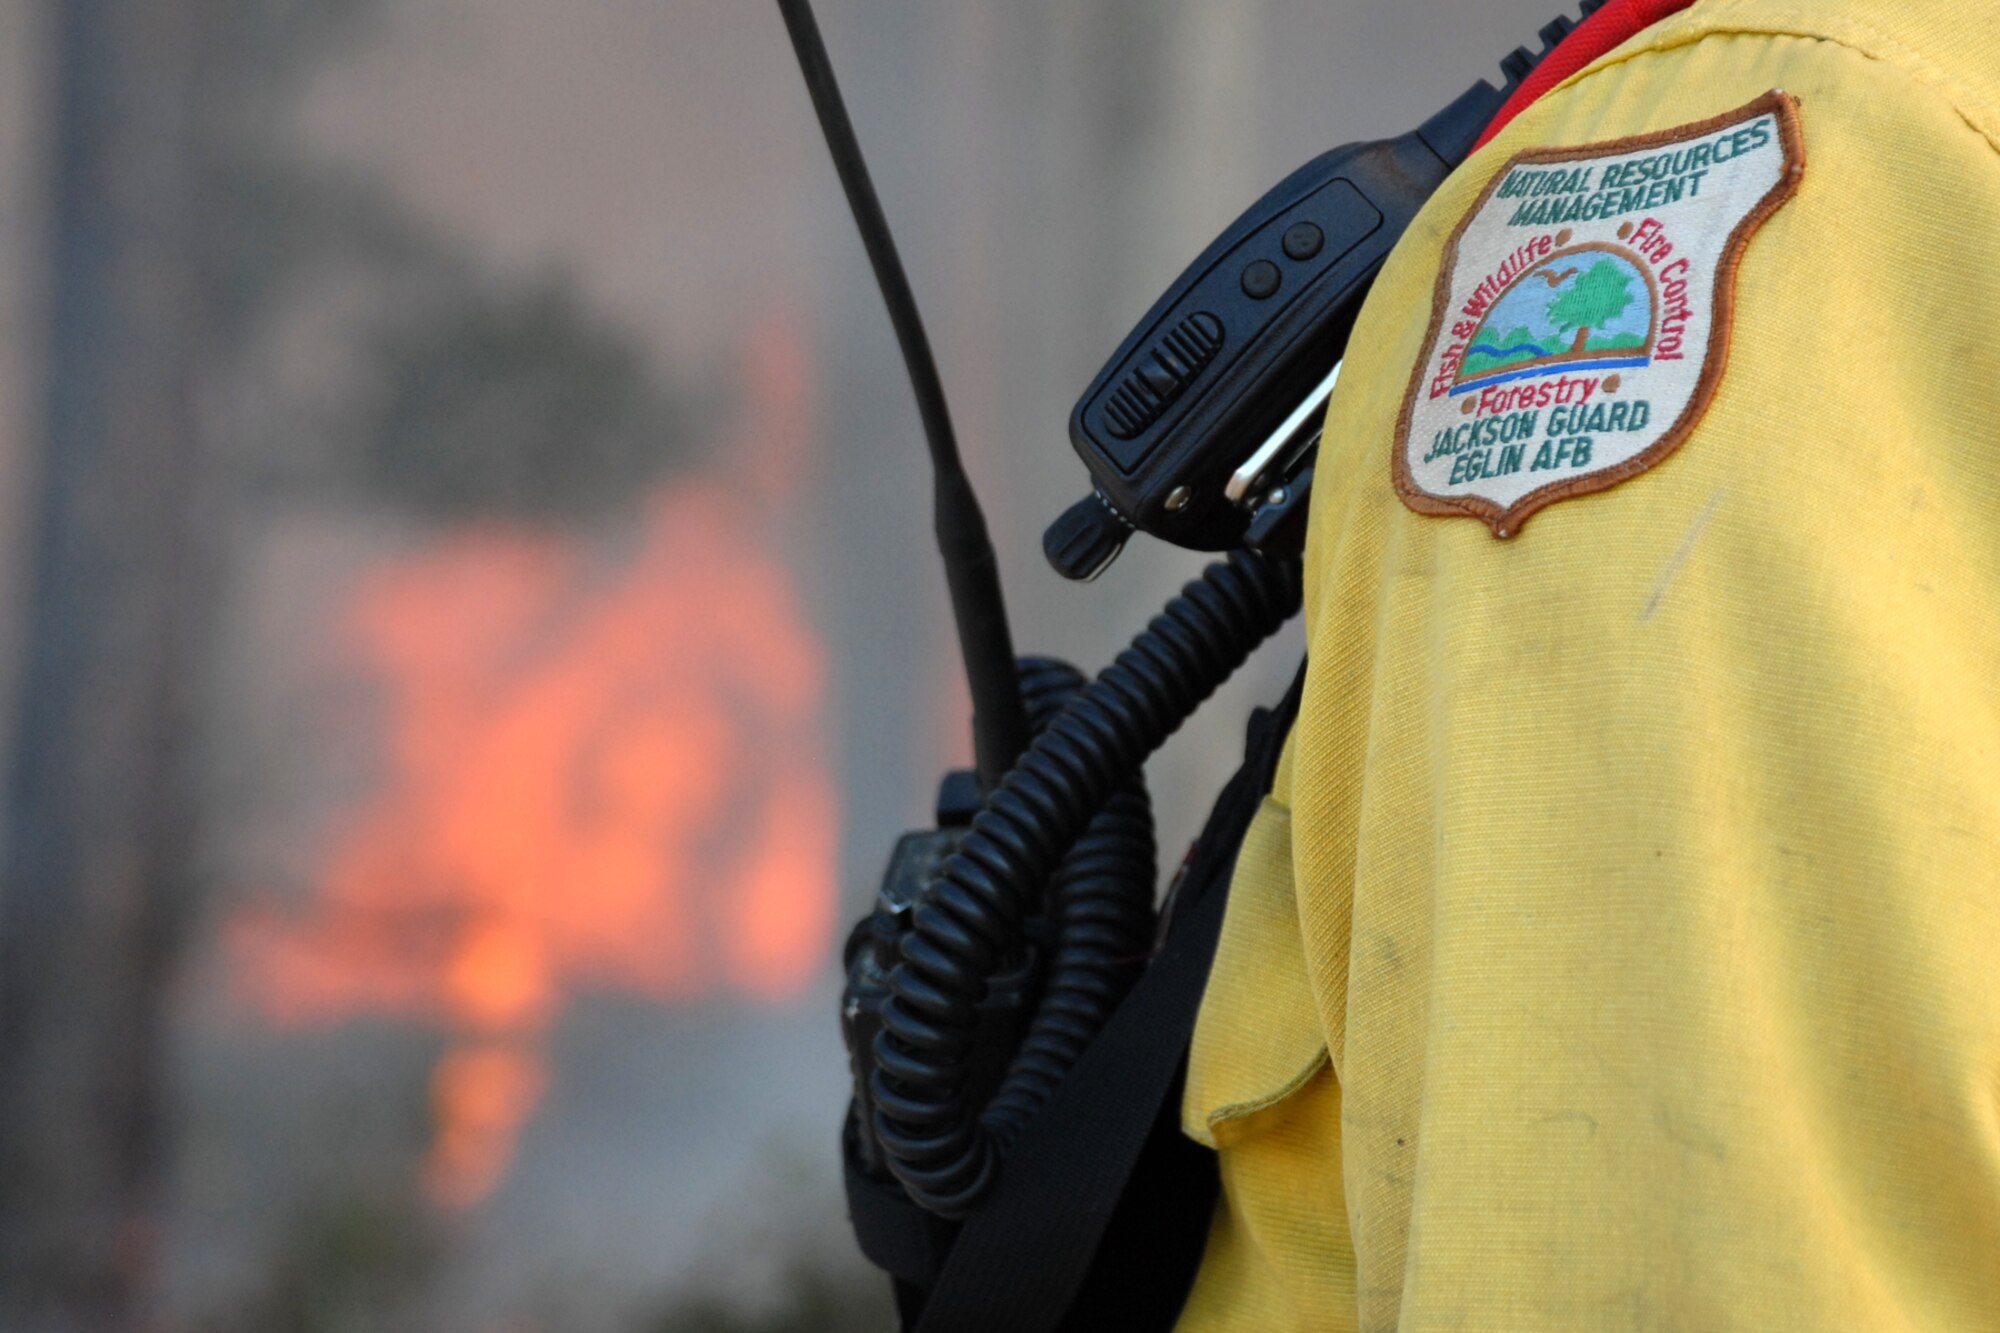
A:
<box><xmin>846</xmin><ymin>662</ymin><xmax>1306</xmax><ymax>1333</ymax></box>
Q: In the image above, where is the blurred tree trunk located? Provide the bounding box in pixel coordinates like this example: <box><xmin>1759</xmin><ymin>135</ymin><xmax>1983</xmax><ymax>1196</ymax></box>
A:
<box><xmin>0</xmin><ymin>1</ymin><xmax>215</xmax><ymax>1328</ymax></box>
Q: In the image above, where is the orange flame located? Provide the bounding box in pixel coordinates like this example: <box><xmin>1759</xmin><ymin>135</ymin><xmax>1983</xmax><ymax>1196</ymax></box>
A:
<box><xmin>228</xmin><ymin>317</ymin><xmax>837</xmax><ymax>1208</ymax></box>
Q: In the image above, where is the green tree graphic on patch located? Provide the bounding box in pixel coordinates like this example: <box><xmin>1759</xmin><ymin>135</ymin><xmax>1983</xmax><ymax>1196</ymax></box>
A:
<box><xmin>1547</xmin><ymin>259</ymin><xmax>1638</xmax><ymax>355</ymax></box>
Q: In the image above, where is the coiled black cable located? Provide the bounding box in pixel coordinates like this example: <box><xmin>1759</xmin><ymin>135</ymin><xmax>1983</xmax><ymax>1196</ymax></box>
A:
<box><xmin>979</xmin><ymin>660</ymin><xmax>1156</xmax><ymax>1149</ymax></box>
<box><xmin>871</xmin><ymin>547</ymin><xmax>1304</xmax><ymax>1216</ymax></box>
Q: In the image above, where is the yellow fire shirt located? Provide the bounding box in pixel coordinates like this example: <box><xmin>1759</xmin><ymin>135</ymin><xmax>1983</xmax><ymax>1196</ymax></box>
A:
<box><xmin>1177</xmin><ymin>3</ymin><xmax>2000</xmax><ymax>1328</ymax></box>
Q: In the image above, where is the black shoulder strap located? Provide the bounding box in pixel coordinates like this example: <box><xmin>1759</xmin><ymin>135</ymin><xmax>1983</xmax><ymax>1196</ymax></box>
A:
<box><xmin>913</xmin><ymin>662</ymin><xmax>1306</xmax><ymax>1333</ymax></box>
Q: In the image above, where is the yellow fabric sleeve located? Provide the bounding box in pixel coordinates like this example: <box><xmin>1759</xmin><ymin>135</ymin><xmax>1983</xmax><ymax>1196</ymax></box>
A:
<box><xmin>1181</xmin><ymin>3</ymin><xmax>2000</xmax><ymax>1328</ymax></box>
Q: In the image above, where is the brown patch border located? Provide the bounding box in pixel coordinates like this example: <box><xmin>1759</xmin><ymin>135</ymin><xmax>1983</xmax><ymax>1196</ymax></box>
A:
<box><xmin>1392</xmin><ymin>90</ymin><xmax>1805</xmax><ymax>539</ymax></box>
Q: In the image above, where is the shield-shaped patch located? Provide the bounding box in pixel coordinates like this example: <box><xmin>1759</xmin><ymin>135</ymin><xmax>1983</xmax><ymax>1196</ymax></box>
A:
<box><xmin>1394</xmin><ymin>90</ymin><xmax>1804</xmax><ymax>538</ymax></box>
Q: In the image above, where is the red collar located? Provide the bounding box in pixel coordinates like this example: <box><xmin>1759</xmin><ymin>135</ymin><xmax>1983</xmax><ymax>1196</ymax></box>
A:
<box><xmin>1473</xmin><ymin>0</ymin><xmax>1698</xmax><ymax>152</ymax></box>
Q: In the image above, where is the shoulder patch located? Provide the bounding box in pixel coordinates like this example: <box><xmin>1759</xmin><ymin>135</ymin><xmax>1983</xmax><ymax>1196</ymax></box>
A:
<box><xmin>1394</xmin><ymin>91</ymin><xmax>1804</xmax><ymax>538</ymax></box>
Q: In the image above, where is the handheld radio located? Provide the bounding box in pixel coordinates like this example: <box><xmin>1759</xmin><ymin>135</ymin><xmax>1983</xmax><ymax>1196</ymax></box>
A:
<box><xmin>1048</xmin><ymin>9</ymin><xmax>1607</xmax><ymax>578</ymax></box>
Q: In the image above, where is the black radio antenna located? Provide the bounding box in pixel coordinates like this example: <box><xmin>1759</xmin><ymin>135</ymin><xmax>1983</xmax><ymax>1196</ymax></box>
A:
<box><xmin>776</xmin><ymin>0</ymin><xmax>1031</xmax><ymax>790</ymax></box>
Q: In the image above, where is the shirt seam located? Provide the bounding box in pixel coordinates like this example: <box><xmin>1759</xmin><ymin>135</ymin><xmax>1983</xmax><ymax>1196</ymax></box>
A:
<box><xmin>1548</xmin><ymin>7</ymin><xmax>2000</xmax><ymax>159</ymax></box>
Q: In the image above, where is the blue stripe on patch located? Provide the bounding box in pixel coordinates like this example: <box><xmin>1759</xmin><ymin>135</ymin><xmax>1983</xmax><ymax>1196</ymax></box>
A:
<box><xmin>1449</xmin><ymin>356</ymin><xmax>1652</xmax><ymax>396</ymax></box>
